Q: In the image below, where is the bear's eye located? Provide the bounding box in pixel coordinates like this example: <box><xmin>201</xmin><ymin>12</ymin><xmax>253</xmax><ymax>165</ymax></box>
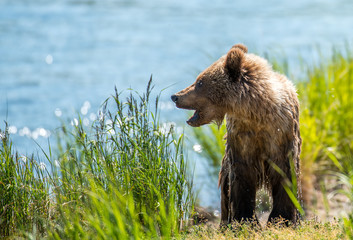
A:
<box><xmin>196</xmin><ymin>81</ymin><xmax>203</xmax><ymax>88</ymax></box>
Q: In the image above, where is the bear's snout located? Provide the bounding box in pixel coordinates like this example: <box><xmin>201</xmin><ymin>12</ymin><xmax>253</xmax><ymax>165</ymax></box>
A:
<box><xmin>171</xmin><ymin>94</ymin><xmax>178</xmax><ymax>103</ymax></box>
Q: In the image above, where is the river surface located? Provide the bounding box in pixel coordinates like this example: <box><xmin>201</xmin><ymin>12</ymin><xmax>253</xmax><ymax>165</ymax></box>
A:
<box><xmin>1</xmin><ymin>0</ymin><xmax>353</xmax><ymax>207</ymax></box>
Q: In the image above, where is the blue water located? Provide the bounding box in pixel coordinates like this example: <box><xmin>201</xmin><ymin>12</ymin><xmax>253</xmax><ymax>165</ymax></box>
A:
<box><xmin>1</xmin><ymin>0</ymin><xmax>353</xmax><ymax>206</ymax></box>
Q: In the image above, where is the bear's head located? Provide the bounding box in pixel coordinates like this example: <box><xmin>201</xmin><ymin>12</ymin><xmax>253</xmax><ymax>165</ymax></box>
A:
<box><xmin>171</xmin><ymin>44</ymin><xmax>248</xmax><ymax>127</ymax></box>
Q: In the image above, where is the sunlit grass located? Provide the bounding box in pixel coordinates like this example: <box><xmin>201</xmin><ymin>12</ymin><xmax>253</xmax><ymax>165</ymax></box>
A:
<box><xmin>183</xmin><ymin>220</ymin><xmax>344</xmax><ymax>240</ymax></box>
<box><xmin>1</xmin><ymin>79</ymin><xmax>195</xmax><ymax>239</ymax></box>
<box><xmin>47</xmin><ymin>79</ymin><xmax>195</xmax><ymax>239</ymax></box>
<box><xmin>297</xmin><ymin>46</ymin><xmax>353</xmax><ymax>210</ymax></box>
<box><xmin>327</xmin><ymin>149</ymin><xmax>353</xmax><ymax>239</ymax></box>
<box><xmin>0</xmin><ymin>123</ymin><xmax>50</xmax><ymax>237</ymax></box>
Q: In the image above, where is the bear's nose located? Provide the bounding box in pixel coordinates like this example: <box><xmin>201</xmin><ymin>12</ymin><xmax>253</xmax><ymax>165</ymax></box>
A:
<box><xmin>171</xmin><ymin>95</ymin><xmax>178</xmax><ymax>103</ymax></box>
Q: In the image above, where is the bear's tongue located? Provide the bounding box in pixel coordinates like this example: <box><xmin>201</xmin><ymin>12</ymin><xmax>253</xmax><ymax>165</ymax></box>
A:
<box><xmin>187</xmin><ymin>111</ymin><xmax>200</xmax><ymax>126</ymax></box>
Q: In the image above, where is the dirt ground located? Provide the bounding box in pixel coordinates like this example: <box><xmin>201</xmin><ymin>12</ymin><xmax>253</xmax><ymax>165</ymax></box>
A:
<box><xmin>194</xmin><ymin>179</ymin><xmax>352</xmax><ymax>227</ymax></box>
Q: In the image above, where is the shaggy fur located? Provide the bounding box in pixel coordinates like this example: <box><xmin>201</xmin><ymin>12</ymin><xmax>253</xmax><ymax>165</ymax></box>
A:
<box><xmin>171</xmin><ymin>44</ymin><xmax>302</xmax><ymax>225</ymax></box>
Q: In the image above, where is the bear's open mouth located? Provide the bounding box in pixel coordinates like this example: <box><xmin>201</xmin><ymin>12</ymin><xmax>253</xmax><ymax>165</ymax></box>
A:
<box><xmin>187</xmin><ymin>110</ymin><xmax>201</xmax><ymax>127</ymax></box>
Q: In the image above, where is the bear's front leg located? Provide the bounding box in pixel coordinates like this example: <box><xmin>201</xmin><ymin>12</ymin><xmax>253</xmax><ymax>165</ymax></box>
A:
<box><xmin>229</xmin><ymin>164</ymin><xmax>258</xmax><ymax>224</ymax></box>
<box><xmin>219</xmin><ymin>169</ymin><xmax>229</xmax><ymax>226</ymax></box>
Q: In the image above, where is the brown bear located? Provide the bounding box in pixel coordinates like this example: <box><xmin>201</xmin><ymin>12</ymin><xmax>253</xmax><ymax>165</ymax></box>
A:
<box><xmin>171</xmin><ymin>44</ymin><xmax>301</xmax><ymax>226</ymax></box>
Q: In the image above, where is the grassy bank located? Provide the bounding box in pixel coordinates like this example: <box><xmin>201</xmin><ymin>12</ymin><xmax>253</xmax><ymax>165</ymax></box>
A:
<box><xmin>183</xmin><ymin>220</ymin><xmax>344</xmax><ymax>240</ymax></box>
<box><xmin>1</xmin><ymin>79</ymin><xmax>194</xmax><ymax>239</ymax></box>
<box><xmin>0</xmin><ymin>124</ymin><xmax>49</xmax><ymax>237</ymax></box>
<box><xmin>1</xmin><ymin>47</ymin><xmax>353</xmax><ymax>238</ymax></box>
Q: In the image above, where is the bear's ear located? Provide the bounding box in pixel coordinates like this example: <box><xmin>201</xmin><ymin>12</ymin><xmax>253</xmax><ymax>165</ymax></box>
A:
<box><xmin>231</xmin><ymin>43</ymin><xmax>248</xmax><ymax>53</ymax></box>
<box><xmin>224</xmin><ymin>45</ymin><xmax>246</xmax><ymax>80</ymax></box>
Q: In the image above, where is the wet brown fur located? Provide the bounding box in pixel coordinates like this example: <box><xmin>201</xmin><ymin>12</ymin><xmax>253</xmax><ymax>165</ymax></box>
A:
<box><xmin>171</xmin><ymin>44</ymin><xmax>301</xmax><ymax>226</ymax></box>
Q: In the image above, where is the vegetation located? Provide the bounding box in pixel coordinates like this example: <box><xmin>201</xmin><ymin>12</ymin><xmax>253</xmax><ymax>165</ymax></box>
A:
<box><xmin>1</xmin><ymin>79</ymin><xmax>194</xmax><ymax>239</ymax></box>
<box><xmin>328</xmin><ymin>150</ymin><xmax>353</xmax><ymax>239</ymax></box>
<box><xmin>0</xmin><ymin>123</ymin><xmax>50</xmax><ymax>237</ymax></box>
<box><xmin>1</xmin><ymin>46</ymin><xmax>353</xmax><ymax>238</ymax></box>
<box><xmin>183</xmin><ymin>220</ymin><xmax>344</xmax><ymax>240</ymax></box>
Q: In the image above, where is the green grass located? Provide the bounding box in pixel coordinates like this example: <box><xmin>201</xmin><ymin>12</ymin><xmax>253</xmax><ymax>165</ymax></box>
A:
<box><xmin>1</xmin><ymin>79</ymin><xmax>195</xmax><ymax>239</ymax></box>
<box><xmin>47</xmin><ymin>79</ymin><xmax>194</xmax><ymax>239</ymax></box>
<box><xmin>297</xmin><ymin>47</ymin><xmax>353</xmax><ymax>203</ymax></box>
<box><xmin>328</xmin><ymin>149</ymin><xmax>353</xmax><ymax>239</ymax></box>
<box><xmin>183</xmin><ymin>220</ymin><xmax>344</xmax><ymax>240</ymax></box>
<box><xmin>0</xmin><ymin>123</ymin><xmax>50</xmax><ymax>237</ymax></box>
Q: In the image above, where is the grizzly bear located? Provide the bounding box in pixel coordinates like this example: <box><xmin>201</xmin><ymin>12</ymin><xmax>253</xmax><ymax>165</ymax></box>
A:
<box><xmin>171</xmin><ymin>44</ymin><xmax>301</xmax><ymax>225</ymax></box>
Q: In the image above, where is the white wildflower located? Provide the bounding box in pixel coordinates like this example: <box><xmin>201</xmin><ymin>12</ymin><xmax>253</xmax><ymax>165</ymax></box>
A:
<box><xmin>20</xmin><ymin>155</ymin><xmax>27</xmax><ymax>163</ymax></box>
<box><xmin>55</xmin><ymin>160</ymin><xmax>60</xmax><ymax>167</ymax></box>
<box><xmin>71</xmin><ymin>118</ymin><xmax>79</xmax><ymax>126</ymax></box>
<box><xmin>39</xmin><ymin>162</ymin><xmax>46</xmax><ymax>170</ymax></box>
<box><xmin>107</xmin><ymin>128</ymin><xmax>115</xmax><ymax>135</ymax></box>
<box><xmin>126</xmin><ymin>116</ymin><xmax>134</xmax><ymax>122</ymax></box>
<box><xmin>98</xmin><ymin>111</ymin><xmax>104</xmax><ymax>121</ymax></box>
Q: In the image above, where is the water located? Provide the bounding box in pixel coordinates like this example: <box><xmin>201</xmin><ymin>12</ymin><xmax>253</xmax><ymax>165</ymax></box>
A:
<box><xmin>1</xmin><ymin>0</ymin><xmax>353</xmax><ymax>207</ymax></box>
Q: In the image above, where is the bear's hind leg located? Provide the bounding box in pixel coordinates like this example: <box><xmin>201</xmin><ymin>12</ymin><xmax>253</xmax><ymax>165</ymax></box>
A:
<box><xmin>268</xmin><ymin>175</ymin><xmax>296</xmax><ymax>225</ymax></box>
